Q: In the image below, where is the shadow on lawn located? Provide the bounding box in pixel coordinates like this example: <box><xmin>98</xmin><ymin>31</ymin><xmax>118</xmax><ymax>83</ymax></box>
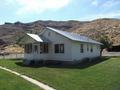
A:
<box><xmin>16</xmin><ymin>57</ymin><xmax>110</xmax><ymax>69</ymax></box>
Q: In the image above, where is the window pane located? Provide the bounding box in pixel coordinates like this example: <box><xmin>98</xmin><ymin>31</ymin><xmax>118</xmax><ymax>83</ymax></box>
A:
<box><xmin>27</xmin><ymin>44</ymin><xmax>29</xmax><ymax>53</ymax></box>
<box><xmin>29</xmin><ymin>44</ymin><xmax>32</xmax><ymax>53</ymax></box>
<box><xmin>80</xmin><ymin>44</ymin><xmax>84</xmax><ymax>53</ymax></box>
<box><xmin>40</xmin><ymin>43</ymin><xmax>43</xmax><ymax>53</ymax></box>
<box><xmin>25</xmin><ymin>44</ymin><xmax>32</xmax><ymax>53</ymax></box>
<box><xmin>60</xmin><ymin>44</ymin><xmax>64</xmax><ymax>53</ymax></box>
<box><xmin>87</xmin><ymin>44</ymin><xmax>89</xmax><ymax>51</ymax></box>
<box><xmin>40</xmin><ymin>43</ymin><xmax>49</xmax><ymax>53</ymax></box>
<box><xmin>46</xmin><ymin>43</ymin><xmax>49</xmax><ymax>53</ymax></box>
<box><xmin>55</xmin><ymin>44</ymin><xmax>59</xmax><ymax>53</ymax></box>
<box><xmin>34</xmin><ymin>45</ymin><xmax>38</xmax><ymax>53</ymax></box>
<box><xmin>44</xmin><ymin>43</ymin><xmax>48</xmax><ymax>53</ymax></box>
<box><xmin>91</xmin><ymin>45</ymin><xmax>93</xmax><ymax>52</ymax></box>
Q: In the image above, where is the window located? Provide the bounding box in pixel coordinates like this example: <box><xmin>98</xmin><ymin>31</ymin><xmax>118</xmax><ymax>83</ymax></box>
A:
<box><xmin>44</xmin><ymin>43</ymin><xmax>49</xmax><ymax>53</ymax></box>
<box><xmin>60</xmin><ymin>44</ymin><xmax>64</xmax><ymax>53</ymax></box>
<box><xmin>34</xmin><ymin>45</ymin><xmax>38</xmax><ymax>53</ymax></box>
<box><xmin>55</xmin><ymin>44</ymin><xmax>64</xmax><ymax>53</ymax></box>
<box><xmin>40</xmin><ymin>43</ymin><xmax>49</xmax><ymax>53</ymax></box>
<box><xmin>25</xmin><ymin>44</ymin><xmax>32</xmax><ymax>53</ymax></box>
<box><xmin>80</xmin><ymin>44</ymin><xmax>84</xmax><ymax>53</ymax></box>
<box><xmin>55</xmin><ymin>44</ymin><xmax>59</xmax><ymax>53</ymax></box>
<box><xmin>87</xmin><ymin>44</ymin><xmax>89</xmax><ymax>51</ymax></box>
<box><xmin>91</xmin><ymin>45</ymin><xmax>93</xmax><ymax>52</ymax></box>
<box><xmin>29</xmin><ymin>44</ymin><xmax>32</xmax><ymax>53</ymax></box>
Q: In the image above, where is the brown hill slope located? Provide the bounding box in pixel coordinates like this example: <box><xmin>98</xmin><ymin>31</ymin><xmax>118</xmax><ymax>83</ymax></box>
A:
<box><xmin>71</xmin><ymin>18</ymin><xmax>120</xmax><ymax>45</ymax></box>
<box><xmin>0</xmin><ymin>18</ymin><xmax>120</xmax><ymax>45</ymax></box>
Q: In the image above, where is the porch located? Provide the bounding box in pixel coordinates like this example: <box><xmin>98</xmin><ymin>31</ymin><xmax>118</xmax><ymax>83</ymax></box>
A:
<box><xmin>23</xmin><ymin>33</ymin><xmax>50</xmax><ymax>61</ymax></box>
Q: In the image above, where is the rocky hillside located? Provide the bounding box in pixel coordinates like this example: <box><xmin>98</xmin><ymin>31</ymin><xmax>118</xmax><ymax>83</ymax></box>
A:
<box><xmin>0</xmin><ymin>18</ymin><xmax>120</xmax><ymax>45</ymax></box>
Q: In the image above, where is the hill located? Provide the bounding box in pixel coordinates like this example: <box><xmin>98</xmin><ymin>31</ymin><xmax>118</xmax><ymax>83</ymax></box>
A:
<box><xmin>0</xmin><ymin>18</ymin><xmax>120</xmax><ymax>46</ymax></box>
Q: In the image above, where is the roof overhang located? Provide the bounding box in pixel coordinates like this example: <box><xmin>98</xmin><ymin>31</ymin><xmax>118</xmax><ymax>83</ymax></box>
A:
<box><xmin>26</xmin><ymin>33</ymin><xmax>50</xmax><ymax>43</ymax></box>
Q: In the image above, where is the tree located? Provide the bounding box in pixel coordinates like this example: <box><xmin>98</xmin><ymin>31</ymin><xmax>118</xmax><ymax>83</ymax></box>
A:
<box><xmin>99</xmin><ymin>35</ymin><xmax>112</xmax><ymax>56</ymax></box>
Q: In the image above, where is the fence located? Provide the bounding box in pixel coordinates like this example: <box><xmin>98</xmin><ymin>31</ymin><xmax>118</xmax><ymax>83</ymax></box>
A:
<box><xmin>0</xmin><ymin>53</ymin><xmax>24</xmax><ymax>59</ymax></box>
<box><xmin>102</xmin><ymin>52</ymin><xmax>120</xmax><ymax>56</ymax></box>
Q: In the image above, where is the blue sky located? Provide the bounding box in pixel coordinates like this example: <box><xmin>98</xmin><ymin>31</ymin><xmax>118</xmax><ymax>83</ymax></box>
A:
<box><xmin>0</xmin><ymin>0</ymin><xmax>120</xmax><ymax>24</ymax></box>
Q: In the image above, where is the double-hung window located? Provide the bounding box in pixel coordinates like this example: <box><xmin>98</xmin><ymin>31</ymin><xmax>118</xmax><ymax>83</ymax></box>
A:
<box><xmin>55</xmin><ymin>44</ymin><xmax>64</xmax><ymax>53</ymax></box>
<box><xmin>25</xmin><ymin>44</ymin><xmax>32</xmax><ymax>53</ymax></box>
<box><xmin>40</xmin><ymin>43</ymin><xmax>49</xmax><ymax>53</ymax></box>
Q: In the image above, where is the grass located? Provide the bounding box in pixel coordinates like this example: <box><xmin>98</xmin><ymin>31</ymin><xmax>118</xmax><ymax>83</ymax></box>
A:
<box><xmin>0</xmin><ymin>57</ymin><xmax>120</xmax><ymax>90</ymax></box>
<box><xmin>0</xmin><ymin>69</ymin><xmax>41</xmax><ymax>90</ymax></box>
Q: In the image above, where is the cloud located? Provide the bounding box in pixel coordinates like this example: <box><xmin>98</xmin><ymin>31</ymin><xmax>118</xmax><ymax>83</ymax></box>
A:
<box><xmin>11</xmin><ymin>0</ymin><xmax>70</xmax><ymax>15</ymax></box>
<box><xmin>91</xmin><ymin>0</ymin><xmax>120</xmax><ymax>8</ymax></box>
<box><xmin>102</xmin><ymin>0</ymin><xmax>120</xmax><ymax>8</ymax></box>
<box><xmin>80</xmin><ymin>11</ymin><xmax>120</xmax><ymax>21</ymax></box>
<box><xmin>91</xmin><ymin>0</ymin><xmax>99</xmax><ymax>6</ymax></box>
<box><xmin>5</xmin><ymin>0</ymin><xmax>14</xmax><ymax>4</ymax></box>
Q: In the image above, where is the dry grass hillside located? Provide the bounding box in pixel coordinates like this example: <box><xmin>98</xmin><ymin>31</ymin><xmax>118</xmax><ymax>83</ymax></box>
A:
<box><xmin>0</xmin><ymin>18</ymin><xmax>120</xmax><ymax>47</ymax></box>
<box><xmin>4</xmin><ymin>44</ymin><xmax>24</xmax><ymax>53</ymax></box>
<box><xmin>71</xmin><ymin>19</ymin><xmax>120</xmax><ymax>45</ymax></box>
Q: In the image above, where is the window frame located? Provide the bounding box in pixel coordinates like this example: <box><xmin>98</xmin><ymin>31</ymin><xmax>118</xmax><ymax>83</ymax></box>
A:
<box><xmin>90</xmin><ymin>45</ymin><xmax>93</xmax><ymax>52</ymax></box>
<box><xmin>34</xmin><ymin>45</ymin><xmax>38</xmax><ymax>53</ymax></box>
<box><xmin>55</xmin><ymin>44</ymin><xmax>59</xmax><ymax>53</ymax></box>
<box><xmin>80</xmin><ymin>44</ymin><xmax>84</xmax><ymax>53</ymax></box>
<box><xmin>40</xmin><ymin>43</ymin><xmax>49</xmax><ymax>54</ymax></box>
<box><xmin>60</xmin><ymin>44</ymin><xmax>64</xmax><ymax>53</ymax></box>
<box><xmin>87</xmin><ymin>44</ymin><xmax>89</xmax><ymax>51</ymax></box>
<box><xmin>54</xmin><ymin>44</ymin><xmax>64</xmax><ymax>53</ymax></box>
<box><xmin>25</xmin><ymin>43</ymin><xmax>32</xmax><ymax>54</ymax></box>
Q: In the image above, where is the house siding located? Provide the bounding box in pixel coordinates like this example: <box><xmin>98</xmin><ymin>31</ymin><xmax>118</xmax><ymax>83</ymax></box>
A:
<box><xmin>24</xmin><ymin>28</ymin><xmax>101</xmax><ymax>63</ymax></box>
<box><xmin>24</xmin><ymin>43</ymin><xmax>49</xmax><ymax>60</ymax></box>
<box><xmin>71</xmin><ymin>41</ymin><xmax>101</xmax><ymax>61</ymax></box>
<box><xmin>24</xmin><ymin>29</ymin><xmax>73</xmax><ymax>61</ymax></box>
<box><xmin>42</xmin><ymin>29</ymin><xmax>73</xmax><ymax>61</ymax></box>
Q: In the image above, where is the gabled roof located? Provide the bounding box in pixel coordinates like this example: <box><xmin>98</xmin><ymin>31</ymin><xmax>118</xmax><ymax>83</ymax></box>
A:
<box><xmin>27</xmin><ymin>33</ymin><xmax>43</xmax><ymax>42</ymax></box>
<box><xmin>47</xmin><ymin>27</ymin><xmax>102</xmax><ymax>45</ymax></box>
<box><xmin>26</xmin><ymin>33</ymin><xmax>50</xmax><ymax>43</ymax></box>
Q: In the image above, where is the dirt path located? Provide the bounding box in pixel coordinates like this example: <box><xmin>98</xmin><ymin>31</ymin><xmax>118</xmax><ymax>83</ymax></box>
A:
<box><xmin>0</xmin><ymin>66</ymin><xmax>55</xmax><ymax>90</ymax></box>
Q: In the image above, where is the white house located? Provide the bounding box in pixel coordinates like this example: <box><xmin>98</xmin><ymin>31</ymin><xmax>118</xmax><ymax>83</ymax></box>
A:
<box><xmin>23</xmin><ymin>27</ymin><xmax>102</xmax><ymax>65</ymax></box>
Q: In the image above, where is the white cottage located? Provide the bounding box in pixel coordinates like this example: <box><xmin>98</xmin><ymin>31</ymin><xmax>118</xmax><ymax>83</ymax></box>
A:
<box><xmin>24</xmin><ymin>27</ymin><xmax>102</xmax><ymax>65</ymax></box>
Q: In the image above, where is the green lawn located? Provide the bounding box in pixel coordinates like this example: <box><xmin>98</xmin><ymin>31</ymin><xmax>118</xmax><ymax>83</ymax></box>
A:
<box><xmin>0</xmin><ymin>69</ymin><xmax>41</xmax><ymax>90</ymax></box>
<box><xmin>0</xmin><ymin>57</ymin><xmax>120</xmax><ymax>90</ymax></box>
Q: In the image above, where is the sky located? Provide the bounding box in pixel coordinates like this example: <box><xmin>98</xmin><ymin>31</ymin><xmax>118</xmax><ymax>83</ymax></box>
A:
<box><xmin>0</xmin><ymin>0</ymin><xmax>120</xmax><ymax>24</ymax></box>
